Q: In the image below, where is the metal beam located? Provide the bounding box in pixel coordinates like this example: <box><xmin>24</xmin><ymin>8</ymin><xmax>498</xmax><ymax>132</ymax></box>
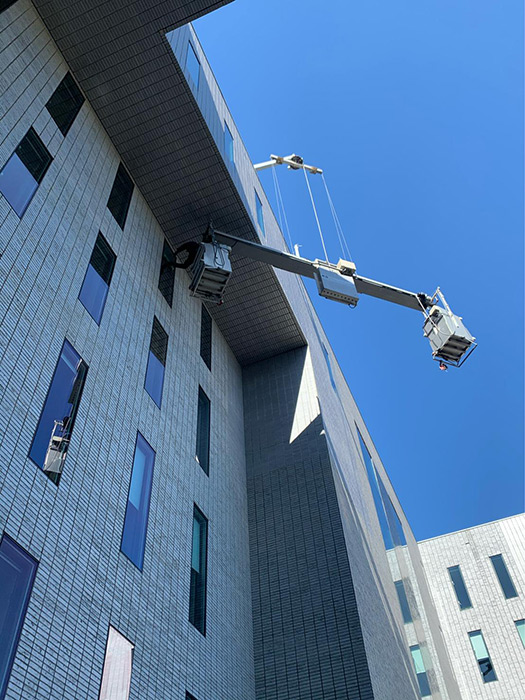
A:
<box><xmin>209</xmin><ymin>230</ymin><xmax>317</xmax><ymax>279</ymax></box>
<box><xmin>354</xmin><ymin>276</ymin><xmax>431</xmax><ymax>311</ymax></box>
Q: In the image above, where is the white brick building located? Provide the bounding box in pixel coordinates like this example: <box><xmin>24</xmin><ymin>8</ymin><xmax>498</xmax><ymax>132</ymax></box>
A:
<box><xmin>419</xmin><ymin>514</ymin><xmax>525</xmax><ymax>699</ymax></box>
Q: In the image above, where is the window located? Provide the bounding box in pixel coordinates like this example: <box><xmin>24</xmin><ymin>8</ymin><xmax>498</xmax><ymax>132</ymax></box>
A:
<box><xmin>98</xmin><ymin>626</ymin><xmax>134</xmax><ymax>700</ymax></box>
<box><xmin>78</xmin><ymin>233</ymin><xmax>116</xmax><ymax>324</ymax></box>
<box><xmin>107</xmin><ymin>163</ymin><xmax>134</xmax><ymax>229</ymax></box>
<box><xmin>29</xmin><ymin>340</ymin><xmax>88</xmax><ymax>485</ymax></box>
<box><xmin>490</xmin><ymin>554</ymin><xmax>518</xmax><ymax>599</ymax></box>
<box><xmin>0</xmin><ymin>1</ymin><xmax>18</xmax><ymax>12</ymax></box>
<box><xmin>255</xmin><ymin>190</ymin><xmax>264</xmax><ymax>234</ymax></box>
<box><xmin>376</xmin><ymin>473</ymin><xmax>407</xmax><ymax>548</ymax></box>
<box><xmin>224</xmin><ymin>123</ymin><xmax>234</xmax><ymax>164</ymax></box>
<box><xmin>196</xmin><ymin>387</ymin><xmax>210</xmax><ymax>475</ymax></box>
<box><xmin>448</xmin><ymin>565</ymin><xmax>472</xmax><ymax>610</ymax></box>
<box><xmin>144</xmin><ymin>318</ymin><xmax>168</xmax><ymax>408</ymax></box>
<box><xmin>321</xmin><ymin>342</ymin><xmax>337</xmax><ymax>391</ymax></box>
<box><xmin>45</xmin><ymin>72</ymin><xmax>84</xmax><ymax>136</ymax></box>
<box><xmin>186</xmin><ymin>43</ymin><xmax>200</xmax><ymax>88</ymax></box>
<box><xmin>357</xmin><ymin>429</ymin><xmax>393</xmax><ymax>550</ymax></box>
<box><xmin>189</xmin><ymin>505</ymin><xmax>208</xmax><ymax>635</ymax></box>
<box><xmin>200</xmin><ymin>305</ymin><xmax>212</xmax><ymax>370</ymax></box>
<box><xmin>158</xmin><ymin>240</ymin><xmax>175</xmax><ymax>306</ymax></box>
<box><xmin>468</xmin><ymin>630</ymin><xmax>497</xmax><ymax>683</ymax></box>
<box><xmin>0</xmin><ymin>534</ymin><xmax>38</xmax><ymax>700</ymax></box>
<box><xmin>0</xmin><ymin>128</ymin><xmax>52</xmax><ymax>217</ymax></box>
<box><xmin>515</xmin><ymin>620</ymin><xmax>525</xmax><ymax>648</ymax></box>
<box><xmin>395</xmin><ymin>580</ymin><xmax>412</xmax><ymax>624</ymax></box>
<box><xmin>121</xmin><ymin>433</ymin><xmax>155</xmax><ymax>570</ymax></box>
<box><xmin>410</xmin><ymin>645</ymin><xmax>431</xmax><ymax>698</ymax></box>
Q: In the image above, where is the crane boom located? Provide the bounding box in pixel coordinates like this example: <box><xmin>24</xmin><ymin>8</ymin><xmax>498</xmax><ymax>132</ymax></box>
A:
<box><xmin>207</xmin><ymin>229</ymin><xmax>433</xmax><ymax>310</ymax></box>
<box><xmin>175</xmin><ymin>228</ymin><xmax>476</xmax><ymax>367</ymax></box>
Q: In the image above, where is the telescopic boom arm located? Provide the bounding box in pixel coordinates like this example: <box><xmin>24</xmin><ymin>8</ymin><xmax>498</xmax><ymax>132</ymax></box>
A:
<box><xmin>175</xmin><ymin>228</ymin><xmax>476</xmax><ymax>367</ymax></box>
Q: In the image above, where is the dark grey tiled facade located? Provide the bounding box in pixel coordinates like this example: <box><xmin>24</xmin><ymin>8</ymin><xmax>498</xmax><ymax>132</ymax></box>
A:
<box><xmin>245</xmin><ymin>348</ymin><xmax>375</xmax><ymax>700</ymax></box>
<box><xmin>1</xmin><ymin>2</ymin><xmax>463</xmax><ymax>699</ymax></box>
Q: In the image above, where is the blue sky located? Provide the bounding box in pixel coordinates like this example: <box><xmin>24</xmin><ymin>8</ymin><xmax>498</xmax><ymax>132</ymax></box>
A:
<box><xmin>194</xmin><ymin>0</ymin><xmax>524</xmax><ymax>540</ymax></box>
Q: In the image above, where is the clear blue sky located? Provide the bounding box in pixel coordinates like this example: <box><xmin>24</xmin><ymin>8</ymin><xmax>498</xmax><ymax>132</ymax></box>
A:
<box><xmin>194</xmin><ymin>0</ymin><xmax>524</xmax><ymax>540</ymax></box>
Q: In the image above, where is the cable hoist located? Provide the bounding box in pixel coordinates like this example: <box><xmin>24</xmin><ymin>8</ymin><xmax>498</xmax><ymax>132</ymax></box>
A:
<box><xmin>174</xmin><ymin>154</ymin><xmax>476</xmax><ymax>369</ymax></box>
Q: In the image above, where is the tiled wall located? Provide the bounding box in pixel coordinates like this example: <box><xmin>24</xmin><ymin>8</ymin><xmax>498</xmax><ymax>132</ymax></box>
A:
<box><xmin>420</xmin><ymin>514</ymin><xmax>525</xmax><ymax>700</ymax></box>
<box><xmin>0</xmin><ymin>3</ymin><xmax>254</xmax><ymax>699</ymax></box>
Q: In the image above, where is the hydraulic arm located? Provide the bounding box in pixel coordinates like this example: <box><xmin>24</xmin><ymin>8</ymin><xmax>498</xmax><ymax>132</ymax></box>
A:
<box><xmin>174</xmin><ymin>228</ymin><xmax>476</xmax><ymax>367</ymax></box>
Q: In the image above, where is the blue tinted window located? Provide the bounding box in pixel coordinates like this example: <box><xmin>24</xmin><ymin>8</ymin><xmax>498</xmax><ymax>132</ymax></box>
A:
<box><xmin>29</xmin><ymin>340</ymin><xmax>88</xmax><ymax>485</ymax></box>
<box><xmin>0</xmin><ymin>534</ymin><xmax>38</xmax><ymax>700</ymax></box>
<box><xmin>410</xmin><ymin>645</ymin><xmax>431</xmax><ymax>697</ymax></box>
<box><xmin>255</xmin><ymin>191</ymin><xmax>264</xmax><ymax>234</ymax></box>
<box><xmin>448</xmin><ymin>565</ymin><xmax>472</xmax><ymax>610</ymax></box>
<box><xmin>144</xmin><ymin>317</ymin><xmax>168</xmax><ymax>408</ymax></box>
<box><xmin>121</xmin><ymin>433</ymin><xmax>155</xmax><ymax>570</ymax></box>
<box><xmin>78</xmin><ymin>233</ymin><xmax>116</xmax><ymax>324</ymax></box>
<box><xmin>515</xmin><ymin>620</ymin><xmax>525</xmax><ymax>648</ymax></box>
<box><xmin>196</xmin><ymin>387</ymin><xmax>210</xmax><ymax>475</ymax></box>
<box><xmin>189</xmin><ymin>505</ymin><xmax>208</xmax><ymax>634</ymax></box>
<box><xmin>224</xmin><ymin>123</ymin><xmax>234</xmax><ymax>164</ymax></box>
<box><xmin>490</xmin><ymin>554</ymin><xmax>518</xmax><ymax>599</ymax></box>
<box><xmin>186</xmin><ymin>43</ymin><xmax>200</xmax><ymax>88</ymax></box>
<box><xmin>469</xmin><ymin>630</ymin><xmax>497</xmax><ymax>683</ymax></box>
<box><xmin>357</xmin><ymin>429</ymin><xmax>393</xmax><ymax>549</ymax></box>
<box><xmin>395</xmin><ymin>580</ymin><xmax>412</xmax><ymax>624</ymax></box>
<box><xmin>377</xmin><ymin>476</ymin><xmax>407</xmax><ymax>548</ymax></box>
<box><xmin>321</xmin><ymin>343</ymin><xmax>337</xmax><ymax>391</ymax></box>
<box><xmin>0</xmin><ymin>128</ymin><xmax>52</xmax><ymax>217</ymax></box>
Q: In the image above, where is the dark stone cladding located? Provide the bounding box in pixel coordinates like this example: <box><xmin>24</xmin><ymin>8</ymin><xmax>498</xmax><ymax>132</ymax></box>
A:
<box><xmin>244</xmin><ymin>348</ymin><xmax>375</xmax><ymax>699</ymax></box>
<box><xmin>31</xmin><ymin>0</ymin><xmax>306</xmax><ymax>366</ymax></box>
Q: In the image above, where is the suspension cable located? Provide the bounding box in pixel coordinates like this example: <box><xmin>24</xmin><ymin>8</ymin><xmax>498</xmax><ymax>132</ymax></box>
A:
<box><xmin>322</xmin><ymin>173</ymin><xmax>352</xmax><ymax>261</ymax></box>
<box><xmin>303</xmin><ymin>167</ymin><xmax>329</xmax><ymax>262</ymax></box>
<box><xmin>272</xmin><ymin>166</ymin><xmax>294</xmax><ymax>253</ymax></box>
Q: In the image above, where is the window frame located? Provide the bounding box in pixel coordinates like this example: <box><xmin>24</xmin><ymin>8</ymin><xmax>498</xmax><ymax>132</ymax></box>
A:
<box><xmin>107</xmin><ymin>162</ymin><xmax>134</xmax><ymax>230</ymax></box>
<box><xmin>255</xmin><ymin>190</ymin><xmax>264</xmax><ymax>234</ymax></box>
<box><xmin>394</xmin><ymin>579</ymin><xmax>413</xmax><ymax>624</ymax></box>
<box><xmin>224</xmin><ymin>122</ymin><xmax>234</xmax><ymax>164</ymax></box>
<box><xmin>0</xmin><ymin>533</ymin><xmax>38</xmax><ymax>700</ymax></box>
<box><xmin>195</xmin><ymin>386</ymin><xmax>211</xmax><ymax>475</ymax></box>
<box><xmin>200</xmin><ymin>305</ymin><xmax>212</xmax><ymax>370</ymax></box>
<box><xmin>28</xmin><ymin>339</ymin><xmax>88</xmax><ymax>485</ymax></box>
<box><xmin>409</xmin><ymin>645</ymin><xmax>431</xmax><ymax>698</ymax></box>
<box><xmin>356</xmin><ymin>427</ymin><xmax>393</xmax><ymax>550</ymax></box>
<box><xmin>189</xmin><ymin>504</ymin><xmax>208</xmax><ymax>635</ymax></box>
<box><xmin>0</xmin><ymin>127</ymin><xmax>52</xmax><ymax>217</ymax></box>
<box><xmin>78</xmin><ymin>232</ymin><xmax>116</xmax><ymax>324</ymax></box>
<box><xmin>144</xmin><ymin>317</ymin><xmax>168</xmax><ymax>409</ymax></box>
<box><xmin>515</xmin><ymin>619</ymin><xmax>525</xmax><ymax>648</ymax></box>
<box><xmin>468</xmin><ymin>629</ymin><xmax>497</xmax><ymax>683</ymax></box>
<box><xmin>186</xmin><ymin>42</ymin><xmax>200</xmax><ymax>89</ymax></box>
<box><xmin>158</xmin><ymin>240</ymin><xmax>175</xmax><ymax>307</ymax></box>
<box><xmin>490</xmin><ymin>553</ymin><xmax>518</xmax><ymax>599</ymax></box>
<box><xmin>98</xmin><ymin>625</ymin><xmax>134</xmax><ymax>700</ymax></box>
<box><xmin>448</xmin><ymin>564</ymin><xmax>473</xmax><ymax>610</ymax></box>
<box><xmin>45</xmin><ymin>71</ymin><xmax>85</xmax><ymax>137</ymax></box>
<box><xmin>120</xmin><ymin>432</ymin><xmax>156</xmax><ymax>571</ymax></box>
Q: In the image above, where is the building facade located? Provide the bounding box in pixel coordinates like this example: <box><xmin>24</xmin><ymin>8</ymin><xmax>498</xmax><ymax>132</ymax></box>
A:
<box><xmin>419</xmin><ymin>514</ymin><xmax>525</xmax><ymax>700</ymax></box>
<box><xmin>0</xmin><ymin>2</ymin><xmax>519</xmax><ymax>700</ymax></box>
